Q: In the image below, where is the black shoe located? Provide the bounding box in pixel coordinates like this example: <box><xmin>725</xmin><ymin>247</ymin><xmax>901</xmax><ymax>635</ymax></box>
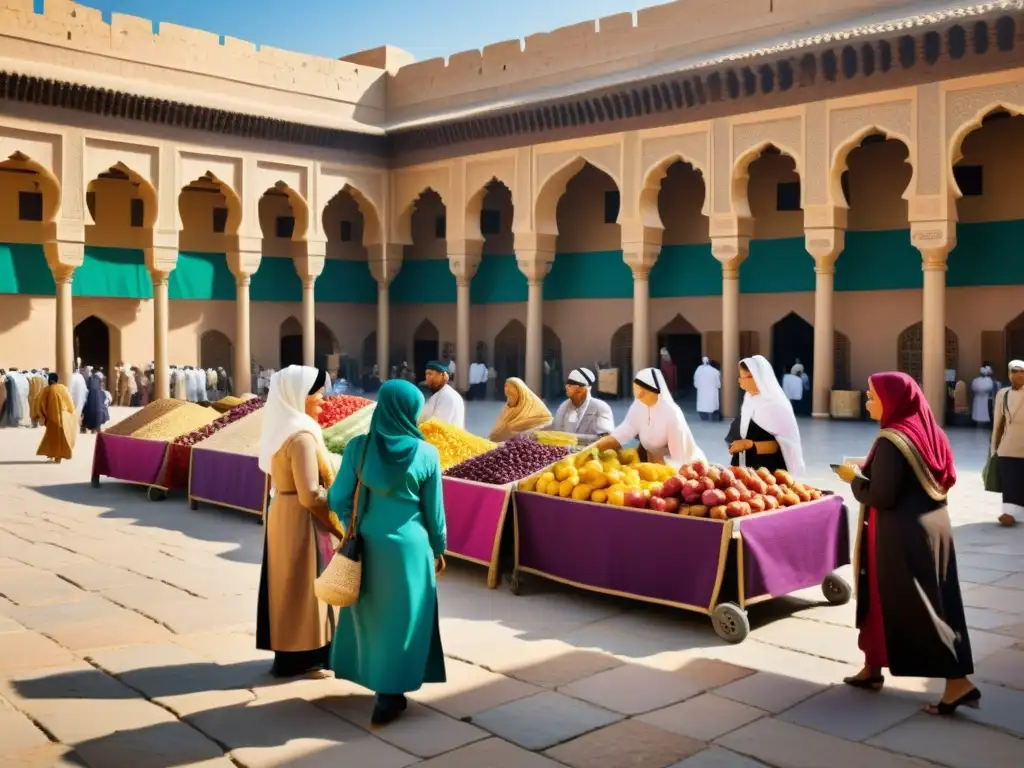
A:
<box><xmin>926</xmin><ymin>687</ymin><xmax>981</xmax><ymax>716</ymax></box>
<box><xmin>371</xmin><ymin>694</ymin><xmax>407</xmax><ymax>727</ymax></box>
<box><xmin>843</xmin><ymin>673</ymin><xmax>884</xmax><ymax>691</ymax></box>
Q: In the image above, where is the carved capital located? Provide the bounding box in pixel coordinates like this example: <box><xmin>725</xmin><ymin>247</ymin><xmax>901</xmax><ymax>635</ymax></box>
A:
<box><xmin>149</xmin><ymin>269</ymin><xmax>170</xmax><ymax>289</ymax></box>
<box><xmin>294</xmin><ymin>254</ymin><xmax>326</xmax><ymax>281</ymax></box>
<box><xmin>51</xmin><ymin>263</ymin><xmax>76</xmax><ymax>285</ymax></box>
<box><xmin>622</xmin><ymin>242</ymin><xmax>661</xmax><ymax>279</ymax></box>
<box><xmin>619</xmin><ymin>221</ymin><xmax>664</xmax><ymax>250</ymax></box>
<box><xmin>516</xmin><ymin>252</ymin><xmax>554</xmax><ymax>283</ymax></box>
<box><xmin>45</xmin><ymin>240</ymin><xmax>84</xmax><ymax>277</ymax></box>
<box><xmin>708</xmin><ymin>214</ymin><xmax>754</xmax><ymax>241</ymax></box>
<box><xmin>227</xmin><ymin>251</ymin><xmax>262</xmax><ymax>279</ymax></box>
<box><xmin>301</xmin><ymin>274</ymin><xmax>317</xmax><ymax>290</ymax></box>
<box><xmin>920</xmin><ymin>248</ymin><xmax>951</xmax><ymax>272</ymax></box>
<box><xmin>448</xmin><ymin>239</ymin><xmax>484</xmax><ymax>285</ymax></box>
<box><xmin>236</xmin><ymin>273</ymin><xmax>252</xmax><ymax>289</ymax></box>
<box><xmin>145</xmin><ymin>246</ymin><xmax>178</xmax><ymax>275</ymax></box>
<box><xmin>910</xmin><ymin>219</ymin><xmax>956</xmax><ymax>263</ymax></box>
<box><xmin>804</xmin><ymin>227</ymin><xmax>846</xmax><ymax>274</ymax></box>
<box><xmin>711</xmin><ymin>236</ymin><xmax>750</xmax><ymax>279</ymax></box>
<box><xmin>367</xmin><ymin>243</ymin><xmax>404</xmax><ymax>287</ymax></box>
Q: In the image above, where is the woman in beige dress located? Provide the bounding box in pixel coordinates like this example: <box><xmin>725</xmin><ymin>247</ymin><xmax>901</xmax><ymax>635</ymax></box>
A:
<box><xmin>256</xmin><ymin>365</ymin><xmax>346</xmax><ymax>678</ymax></box>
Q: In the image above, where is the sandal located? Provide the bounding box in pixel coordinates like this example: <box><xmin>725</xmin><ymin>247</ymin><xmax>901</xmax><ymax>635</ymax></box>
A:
<box><xmin>843</xmin><ymin>673</ymin><xmax>885</xmax><ymax>691</ymax></box>
<box><xmin>925</xmin><ymin>687</ymin><xmax>981</xmax><ymax>716</ymax></box>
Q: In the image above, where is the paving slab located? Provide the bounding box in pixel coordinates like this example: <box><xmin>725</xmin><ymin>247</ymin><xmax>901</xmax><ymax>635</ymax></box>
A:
<box><xmin>867</xmin><ymin>713</ymin><xmax>1024</xmax><ymax>768</ymax></box>
<box><xmin>958</xmin><ymin>681</ymin><xmax>1024</xmax><ymax>738</ymax></box>
<box><xmin>668</xmin><ymin>747</ymin><xmax>770</xmax><ymax>767</ymax></box>
<box><xmin>409</xmin><ymin>658</ymin><xmax>541</xmax><ymax>719</ymax></box>
<box><xmin>0</xmin><ymin>631</ymin><xmax>76</xmax><ymax>674</ymax></box>
<box><xmin>0</xmin><ymin>571</ymin><xmax>89</xmax><ymax>606</ymax></box>
<box><xmin>714</xmin><ymin>671</ymin><xmax>825</xmax><ymax>713</ymax></box>
<box><xmin>131</xmin><ymin>593</ymin><xmax>257</xmax><ymax>635</ymax></box>
<box><xmin>70</xmin><ymin>719</ymin><xmax>227</xmax><ymax>768</ymax></box>
<box><xmin>976</xmin><ymin>648</ymin><xmax>1024</xmax><ymax>689</ymax></box>
<box><xmin>961</xmin><ymin>585</ymin><xmax>1024</xmax><ymax>614</ymax></box>
<box><xmin>493</xmin><ymin>643</ymin><xmax>624</xmax><ymax>688</ymax></box>
<box><xmin>44</xmin><ymin>613</ymin><xmax>173</xmax><ymax>652</ymax></box>
<box><xmin>2</xmin><ymin>744</ymin><xmax>87</xmax><ymax>766</ymax></box>
<box><xmin>51</xmin><ymin>562</ymin><xmax>155</xmax><ymax>593</ymax></box>
<box><xmin>777</xmin><ymin>684</ymin><xmax>922</xmax><ymax>741</ymax></box>
<box><xmin>559</xmin><ymin>662</ymin><xmax>705</xmax><ymax>715</ymax></box>
<box><xmin>0</xmin><ymin>700</ymin><xmax>52</xmax><ymax>757</ymax></box>
<box><xmin>546</xmin><ymin>719</ymin><xmax>706</xmax><ymax>768</ymax></box>
<box><xmin>6</xmin><ymin>596</ymin><xmax>128</xmax><ymax>634</ymax></box>
<box><xmin>639</xmin><ymin>693</ymin><xmax>765</xmax><ymax>742</ymax></box>
<box><xmin>470</xmin><ymin>690</ymin><xmax>622</xmax><ymax>751</ymax></box>
<box><xmin>413</xmin><ymin>737</ymin><xmax>565</xmax><ymax>768</ymax></box>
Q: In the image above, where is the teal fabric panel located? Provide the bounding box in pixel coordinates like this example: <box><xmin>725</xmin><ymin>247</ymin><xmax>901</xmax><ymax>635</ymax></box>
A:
<box><xmin>0</xmin><ymin>243</ymin><xmax>55</xmax><ymax>296</ymax></box>
<box><xmin>250</xmin><ymin>256</ymin><xmax>302</xmax><ymax>302</ymax></box>
<box><xmin>741</xmin><ymin>237</ymin><xmax>815</xmax><ymax>293</ymax></box>
<box><xmin>544</xmin><ymin>250</ymin><xmax>633</xmax><ymax>300</ymax></box>
<box><xmin>391</xmin><ymin>259</ymin><xmax>457</xmax><ymax>304</ymax></box>
<box><xmin>949</xmin><ymin>219</ymin><xmax>1024</xmax><ymax>287</ymax></box>
<box><xmin>471</xmin><ymin>254</ymin><xmax>528</xmax><ymax>303</ymax></box>
<box><xmin>73</xmin><ymin>246</ymin><xmax>152</xmax><ymax>299</ymax></box>
<box><xmin>316</xmin><ymin>259</ymin><xmax>378</xmax><ymax>303</ymax></box>
<box><xmin>168</xmin><ymin>251</ymin><xmax>235</xmax><ymax>301</ymax></box>
<box><xmin>649</xmin><ymin>243</ymin><xmax>720</xmax><ymax>297</ymax></box>
<box><xmin>836</xmin><ymin>230</ymin><xmax>921</xmax><ymax>291</ymax></box>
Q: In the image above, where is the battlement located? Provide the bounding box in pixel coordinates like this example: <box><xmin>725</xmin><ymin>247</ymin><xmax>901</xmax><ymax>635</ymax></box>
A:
<box><xmin>386</xmin><ymin>0</ymin><xmax>916</xmax><ymax>121</ymax></box>
<box><xmin>0</xmin><ymin>0</ymin><xmax>391</xmax><ymax>120</ymax></box>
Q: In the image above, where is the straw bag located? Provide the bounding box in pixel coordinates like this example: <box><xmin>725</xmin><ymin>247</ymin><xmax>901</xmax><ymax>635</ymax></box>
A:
<box><xmin>314</xmin><ymin>479</ymin><xmax>364</xmax><ymax>607</ymax></box>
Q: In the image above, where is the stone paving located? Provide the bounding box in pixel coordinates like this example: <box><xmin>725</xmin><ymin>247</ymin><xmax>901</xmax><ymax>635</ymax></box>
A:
<box><xmin>0</xmin><ymin>404</ymin><xmax>1022</xmax><ymax>767</ymax></box>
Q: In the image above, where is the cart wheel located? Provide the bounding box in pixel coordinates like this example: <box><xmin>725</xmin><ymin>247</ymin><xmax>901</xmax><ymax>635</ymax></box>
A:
<box><xmin>146</xmin><ymin>487</ymin><xmax>167</xmax><ymax>502</ymax></box>
<box><xmin>822</xmin><ymin>573</ymin><xmax>852</xmax><ymax>606</ymax></box>
<box><xmin>711</xmin><ymin>603</ymin><xmax>750</xmax><ymax>643</ymax></box>
<box><xmin>188</xmin><ymin>499</ymin><xmax>199</xmax><ymax>511</ymax></box>
<box><xmin>91</xmin><ymin>475</ymin><xmax>100</xmax><ymax>488</ymax></box>
<box><xmin>509</xmin><ymin>571</ymin><xmax>523</xmax><ymax>596</ymax></box>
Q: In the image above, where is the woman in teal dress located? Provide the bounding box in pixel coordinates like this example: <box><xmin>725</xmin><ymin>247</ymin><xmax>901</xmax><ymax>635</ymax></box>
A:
<box><xmin>328</xmin><ymin>379</ymin><xmax>447</xmax><ymax>726</ymax></box>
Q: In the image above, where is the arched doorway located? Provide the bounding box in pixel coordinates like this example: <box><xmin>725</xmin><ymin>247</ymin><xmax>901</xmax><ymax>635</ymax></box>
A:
<box><xmin>200</xmin><ymin>330</ymin><xmax>233</xmax><ymax>374</ymax></box>
<box><xmin>494</xmin><ymin>320</ymin><xmax>526</xmax><ymax>396</ymax></box>
<box><xmin>362</xmin><ymin>331</ymin><xmax>377</xmax><ymax>372</ymax></box>
<box><xmin>898</xmin><ymin>322</ymin><xmax>959</xmax><ymax>383</ymax></box>
<box><xmin>657</xmin><ymin>314</ymin><xmax>702</xmax><ymax>399</ymax></box>
<box><xmin>75</xmin><ymin>316</ymin><xmax>110</xmax><ymax>373</ymax></box>
<box><xmin>314</xmin><ymin>320</ymin><xmax>339</xmax><ymax>374</ymax></box>
<box><xmin>542</xmin><ymin>325</ymin><xmax>564</xmax><ymax>401</ymax></box>
<box><xmin>413</xmin><ymin>320</ymin><xmax>439</xmax><ymax>382</ymax></box>
<box><xmin>610</xmin><ymin>323</ymin><xmax>633</xmax><ymax>398</ymax></box>
<box><xmin>279</xmin><ymin>316</ymin><xmax>303</xmax><ymax>368</ymax></box>
<box><xmin>771</xmin><ymin>312</ymin><xmax>815</xmax><ymax>379</ymax></box>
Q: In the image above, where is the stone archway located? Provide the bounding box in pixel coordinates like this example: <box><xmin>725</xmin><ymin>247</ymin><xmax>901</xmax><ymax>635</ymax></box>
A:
<box><xmin>279</xmin><ymin>316</ymin><xmax>303</xmax><ymax>368</ymax></box>
<box><xmin>74</xmin><ymin>315</ymin><xmax>110</xmax><ymax>374</ymax></box>
<box><xmin>494</xmin><ymin>320</ymin><xmax>526</xmax><ymax>396</ymax></box>
<box><xmin>199</xmin><ymin>330</ymin><xmax>233</xmax><ymax>374</ymax></box>
<box><xmin>771</xmin><ymin>312</ymin><xmax>815</xmax><ymax>379</ymax></box>
<box><xmin>611</xmin><ymin>323</ymin><xmax>633</xmax><ymax>398</ymax></box>
<box><xmin>657</xmin><ymin>314</ymin><xmax>701</xmax><ymax>398</ymax></box>
<box><xmin>413</xmin><ymin>319</ymin><xmax>440</xmax><ymax>382</ymax></box>
<box><xmin>898</xmin><ymin>322</ymin><xmax>958</xmax><ymax>383</ymax></box>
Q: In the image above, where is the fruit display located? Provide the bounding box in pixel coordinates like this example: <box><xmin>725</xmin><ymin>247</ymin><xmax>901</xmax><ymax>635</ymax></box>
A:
<box><xmin>173</xmin><ymin>398</ymin><xmax>265</xmax><ymax>446</ymax></box>
<box><xmin>195</xmin><ymin>407</ymin><xmax>268</xmax><ymax>457</ymax></box>
<box><xmin>317</xmin><ymin>394</ymin><xmax>373</xmax><ymax>428</ymax></box>
<box><xmin>520</xmin><ymin>451</ymin><xmax>823</xmax><ymax>518</ymax></box>
<box><xmin>420</xmin><ymin>419</ymin><xmax>497</xmax><ymax>472</ymax></box>
<box><xmin>532</xmin><ymin>431</ymin><xmax>579</xmax><ymax>449</ymax></box>
<box><xmin>323</xmin><ymin>404</ymin><xmax>376</xmax><ymax>455</ymax></box>
<box><xmin>445</xmin><ymin>435</ymin><xmax>570</xmax><ymax>485</ymax></box>
<box><xmin>106</xmin><ymin>399</ymin><xmax>221</xmax><ymax>441</ymax></box>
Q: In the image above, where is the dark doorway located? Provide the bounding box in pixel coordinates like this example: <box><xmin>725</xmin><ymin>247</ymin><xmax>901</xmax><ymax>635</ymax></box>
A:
<box><xmin>74</xmin><ymin>316</ymin><xmax>110</xmax><ymax>373</ymax></box>
<box><xmin>1007</xmin><ymin>313</ymin><xmax>1024</xmax><ymax>367</ymax></box>
<box><xmin>413</xmin><ymin>320</ymin><xmax>440</xmax><ymax>383</ymax></box>
<box><xmin>610</xmin><ymin>324</ymin><xmax>632</xmax><ymax>399</ymax></box>
<box><xmin>772</xmin><ymin>312</ymin><xmax>813</xmax><ymax>414</ymax></box>
<box><xmin>494</xmin><ymin>320</ymin><xmax>526</xmax><ymax>397</ymax></box>
<box><xmin>200</xmin><ymin>331</ymin><xmax>233</xmax><ymax>375</ymax></box>
<box><xmin>657</xmin><ymin>315</ymin><xmax>702</xmax><ymax>400</ymax></box>
<box><xmin>280</xmin><ymin>336</ymin><xmax>302</xmax><ymax>368</ymax></box>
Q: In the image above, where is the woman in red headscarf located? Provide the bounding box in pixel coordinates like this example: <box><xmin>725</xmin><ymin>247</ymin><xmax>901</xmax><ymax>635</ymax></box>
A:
<box><xmin>833</xmin><ymin>372</ymin><xmax>977</xmax><ymax>716</ymax></box>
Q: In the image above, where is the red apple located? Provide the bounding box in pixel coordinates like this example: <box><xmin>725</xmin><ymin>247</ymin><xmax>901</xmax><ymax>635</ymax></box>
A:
<box><xmin>747</xmin><ymin>477</ymin><xmax>767</xmax><ymax>495</ymax></box>
<box><xmin>780</xmin><ymin>492</ymin><xmax>801</xmax><ymax>507</ymax></box>
<box><xmin>691</xmin><ymin>460</ymin><xmax>708</xmax><ymax>478</ymax></box>
<box><xmin>748</xmin><ymin>496</ymin><xmax>767</xmax><ymax>513</ymax></box>
<box><xmin>764</xmin><ymin>495</ymin><xmax>781</xmax><ymax>510</ymax></box>
<box><xmin>706</xmin><ymin>466</ymin><xmax>722</xmax><ymax>485</ymax></box>
<box><xmin>702</xmin><ymin>488</ymin><xmax>728</xmax><ymax>507</ymax></box>
<box><xmin>726</xmin><ymin>501</ymin><xmax>751</xmax><ymax>518</ymax></box>
<box><xmin>648</xmin><ymin>496</ymin><xmax>669</xmax><ymax>513</ymax></box>
<box><xmin>724</xmin><ymin>487</ymin><xmax>742</xmax><ymax>503</ymax></box>
<box><xmin>717</xmin><ymin>469</ymin><xmax>736</xmax><ymax>489</ymax></box>
<box><xmin>774</xmin><ymin>470</ymin><xmax>795</xmax><ymax>486</ymax></box>
<box><xmin>663</xmin><ymin>497</ymin><xmax>681</xmax><ymax>514</ymax></box>
<box><xmin>678</xmin><ymin>466</ymin><xmax>698</xmax><ymax>481</ymax></box>
<box><xmin>698</xmin><ymin>477</ymin><xmax>716</xmax><ymax>492</ymax></box>
<box><xmin>659</xmin><ymin>476</ymin><xmax>684</xmax><ymax>499</ymax></box>
<box><xmin>624</xmin><ymin>489</ymin><xmax>649</xmax><ymax>509</ymax></box>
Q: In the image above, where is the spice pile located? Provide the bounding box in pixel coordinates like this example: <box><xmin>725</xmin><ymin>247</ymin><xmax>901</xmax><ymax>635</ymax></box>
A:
<box><xmin>323</xmin><ymin>404</ymin><xmax>376</xmax><ymax>455</ymax></box>
<box><xmin>211</xmin><ymin>394</ymin><xmax>257</xmax><ymax>414</ymax></box>
<box><xmin>445</xmin><ymin>435</ymin><xmax>568</xmax><ymax>486</ymax></box>
<box><xmin>195</xmin><ymin>407</ymin><xmax>267</xmax><ymax>457</ymax></box>
<box><xmin>173</xmin><ymin>398</ymin><xmax>265</xmax><ymax>447</ymax></box>
<box><xmin>419</xmin><ymin>419</ymin><xmax>496</xmax><ymax>471</ymax></box>
<box><xmin>533</xmin><ymin>431</ymin><xmax>579</xmax><ymax>448</ymax></box>
<box><xmin>105</xmin><ymin>399</ymin><xmax>220</xmax><ymax>441</ymax></box>
<box><xmin>318</xmin><ymin>395</ymin><xmax>373</xmax><ymax>428</ymax></box>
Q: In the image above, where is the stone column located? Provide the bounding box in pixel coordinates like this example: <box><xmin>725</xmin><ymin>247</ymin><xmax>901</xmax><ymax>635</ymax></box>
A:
<box><xmin>151</xmin><ymin>270</ymin><xmax>170</xmax><ymax>400</ymax></box>
<box><xmin>448</xmin><ymin>241</ymin><xmax>483</xmax><ymax>393</ymax></box>
<box><xmin>302</xmin><ymin>275</ymin><xmax>316</xmax><ymax>367</ymax></box>
<box><xmin>368</xmin><ymin>243</ymin><xmax>403</xmax><ymax>380</ymax></box>
<box><xmin>515</xmin><ymin>233</ymin><xmax>556</xmax><ymax>394</ymax></box>
<box><xmin>44</xmin><ymin>240</ymin><xmax>84</xmax><ymax>385</ymax></box>
<box><xmin>622</xmin><ymin>235</ymin><xmax>662</xmax><ymax>375</ymax></box>
<box><xmin>228</xmin><ymin>248</ymin><xmax>261</xmax><ymax>396</ymax></box>
<box><xmin>711</xmin><ymin>236</ymin><xmax>750</xmax><ymax>419</ymax></box>
<box><xmin>912</xmin><ymin>221</ymin><xmax>955</xmax><ymax>422</ymax></box>
<box><xmin>804</xmin><ymin>216</ymin><xmax>845</xmax><ymax>418</ymax></box>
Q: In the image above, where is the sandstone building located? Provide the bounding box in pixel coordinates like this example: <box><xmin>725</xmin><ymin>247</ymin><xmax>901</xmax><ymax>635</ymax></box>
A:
<box><xmin>2</xmin><ymin>0</ymin><xmax>1024</xmax><ymax>417</ymax></box>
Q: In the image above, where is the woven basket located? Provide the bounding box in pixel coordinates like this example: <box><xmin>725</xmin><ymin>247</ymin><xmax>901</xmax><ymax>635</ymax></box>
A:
<box><xmin>314</xmin><ymin>551</ymin><xmax>361</xmax><ymax>607</ymax></box>
<box><xmin>830</xmin><ymin>390</ymin><xmax>862</xmax><ymax>419</ymax></box>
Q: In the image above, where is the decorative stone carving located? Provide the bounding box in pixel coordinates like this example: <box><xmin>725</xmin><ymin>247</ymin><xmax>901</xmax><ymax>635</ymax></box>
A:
<box><xmin>915</xmin><ymin>83</ymin><xmax>943</xmax><ymax>196</ymax></box>
<box><xmin>711</xmin><ymin>119</ymin><xmax>733</xmax><ymax>215</ymax></box>
<box><xmin>60</xmin><ymin>130</ymin><xmax>86</xmax><ymax>222</ymax></box>
<box><xmin>711</xmin><ymin>236</ymin><xmax>750</xmax><ymax>278</ymax></box>
<box><xmin>641</xmin><ymin>132</ymin><xmax>709</xmax><ymax>181</ymax></box>
<box><xmin>910</xmin><ymin>220</ymin><xmax>956</xmax><ymax>259</ymax></box>
<box><xmin>367</xmin><ymin>243</ymin><xmax>404</xmax><ymax>287</ymax></box>
<box><xmin>733</xmin><ymin>117</ymin><xmax>804</xmax><ymax>175</ymax></box>
<box><xmin>149</xmin><ymin>269</ymin><xmax>170</xmax><ymax>288</ymax></box>
<box><xmin>804</xmin><ymin>101</ymin><xmax>830</xmax><ymax>207</ymax></box>
<box><xmin>946</xmin><ymin>81</ymin><xmax>1024</xmax><ymax>163</ymax></box>
<box><xmin>516</xmin><ymin>253</ymin><xmax>554</xmax><ymax>284</ymax></box>
<box><xmin>536</xmin><ymin>145</ymin><xmax>622</xmax><ymax>194</ymax></box>
<box><xmin>227</xmin><ymin>251</ymin><xmax>262</xmax><ymax>278</ymax></box>
<box><xmin>145</xmin><ymin>246</ymin><xmax>177</xmax><ymax>274</ymax></box>
<box><xmin>448</xmin><ymin>239</ymin><xmax>484</xmax><ymax>285</ymax></box>
<box><xmin>293</xmin><ymin>253</ymin><xmax>326</xmax><ymax>280</ymax></box>
<box><xmin>828</xmin><ymin>100</ymin><xmax>913</xmax><ymax>161</ymax></box>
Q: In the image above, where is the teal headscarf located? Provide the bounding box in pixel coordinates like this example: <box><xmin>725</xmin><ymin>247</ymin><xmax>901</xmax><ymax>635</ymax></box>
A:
<box><xmin>357</xmin><ymin>379</ymin><xmax>425</xmax><ymax>493</ymax></box>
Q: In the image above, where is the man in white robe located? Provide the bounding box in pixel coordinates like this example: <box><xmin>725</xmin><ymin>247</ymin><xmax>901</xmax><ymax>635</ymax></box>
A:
<box><xmin>468</xmin><ymin>360</ymin><xmax>489</xmax><ymax>401</ymax></box>
<box><xmin>418</xmin><ymin>361</ymin><xmax>465</xmax><ymax>429</ymax></box>
<box><xmin>783</xmin><ymin>364</ymin><xmax>804</xmax><ymax>406</ymax></box>
<box><xmin>9</xmin><ymin>369</ymin><xmax>31</xmax><ymax>427</ymax></box>
<box><xmin>70</xmin><ymin>368</ymin><xmax>88</xmax><ymax>427</ymax></box>
<box><xmin>693</xmin><ymin>357</ymin><xmax>721</xmax><ymax>422</ymax></box>
<box><xmin>972</xmin><ymin>366</ymin><xmax>995</xmax><ymax>426</ymax></box>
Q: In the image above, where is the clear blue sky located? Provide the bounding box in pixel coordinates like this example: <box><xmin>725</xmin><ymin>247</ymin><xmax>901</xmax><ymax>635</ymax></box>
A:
<box><xmin>60</xmin><ymin>0</ymin><xmax>648</xmax><ymax>62</ymax></box>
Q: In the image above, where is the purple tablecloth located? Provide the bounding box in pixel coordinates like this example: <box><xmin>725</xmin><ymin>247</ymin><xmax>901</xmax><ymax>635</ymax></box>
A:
<box><xmin>93</xmin><ymin>433</ymin><xmax>169</xmax><ymax>486</ymax></box>
<box><xmin>189</xmin><ymin>448</ymin><xmax>267</xmax><ymax>514</ymax></box>
<box><xmin>738</xmin><ymin>495</ymin><xmax>850</xmax><ymax>600</ymax></box>
<box><xmin>442</xmin><ymin>477</ymin><xmax>510</xmax><ymax>564</ymax></box>
<box><xmin>514</xmin><ymin>492</ymin><xmax>729</xmax><ymax>611</ymax></box>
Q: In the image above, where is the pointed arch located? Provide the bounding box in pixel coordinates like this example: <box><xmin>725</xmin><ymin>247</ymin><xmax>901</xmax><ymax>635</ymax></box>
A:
<box><xmin>639</xmin><ymin>154</ymin><xmax>710</xmax><ymax>228</ymax></box>
<box><xmin>465</xmin><ymin>177</ymin><xmax>514</xmax><ymax>242</ymax></box>
<box><xmin>535</xmin><ymin>155</ymin><xmax>621</xmax><ymax>236</ymax></box>
<box><xmin>394</xmin><ymin>186</ymin><xmax>446</xmax><ymax>246</ymax></box>
<box><xmin>414</xmin><ymin>319</ymin><xmax>439</xmax><ymax>341</ymax></box>
<box><xmin>949</xmin><ymin>104</ymin><xmax>1024</xmax><ymax>196</ymax></box>
<box><xmin>259</xmin><ymin>181</ymin><xmax>309</xmax><ymax>242</ymax></box>
<box><xmin>731</xmin><ymin>142</ymin><xmax>802</xmax><ymax>218</ymax></box>
<box><xmin>0</xmin><ymin>151</ymin><xmax>62</xmax><ymax>226</ymax></box>
<box><xmin>321</xmin><ymin>181</ymin><xmax>383</xmax><ymax>247</ymax></box>
<box><xmin>830</xmin><ymin>127</ymin><xmax>913</xmax><ymax>206</ymax></box>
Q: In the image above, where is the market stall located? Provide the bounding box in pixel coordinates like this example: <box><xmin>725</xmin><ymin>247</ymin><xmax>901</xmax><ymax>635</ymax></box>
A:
<box><xmin>511</xmin><ymin>456</ymin><xmax>851</xmax><ymax>643</ymax></box>
<box><xmin>92</xmin><ymin>399</ymin><xmax>222</xmax><ymax>500</ymax></box>
<box><xmin>423</xmin><ymin>422</ymin><xmax>571</xmax><ymax>588</ymax></box>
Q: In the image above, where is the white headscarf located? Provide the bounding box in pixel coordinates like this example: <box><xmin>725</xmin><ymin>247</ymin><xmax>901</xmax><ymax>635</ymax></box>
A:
<box><xmin>258</xmin><ymin>365</ymin><xmax>327</xmax><ymax>473</ymax></box>
<box><xmin>739</xmin><ymin>355</ymin><xmax>805</xmax><ymax>475</ymax></box>
<box><xmin>633</xmin><ymin>367</ymin><xmax>706</xmax><ymax>465</ymax></box>
<box><xmin>567</xmin><ymin>368</ymin><xmax>596</xmax><ymax>388</ymax></box>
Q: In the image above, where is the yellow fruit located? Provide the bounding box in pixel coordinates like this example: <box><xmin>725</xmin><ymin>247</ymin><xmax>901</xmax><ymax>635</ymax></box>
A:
<box><xmin>554</xmin><ymin>464</ymin><xmax>575</xmax><ymax>482</ymax></box>
<box><xmin>536</xmin><ymin>477</ymin><xmax>550</xmax><ymax>494</ymax></box>
<box><xmin>648</xmin><ymin>482</ymin><xmax>663</xmax><ymax>496</ymax></box>
<box><xmin>619</xmin><ymin>448</ymin><xmax>640</xmax><ymax>465</ymax></box>
<box><xmin>540</xmin><ymin>471</ymin><xmax>556</xmax><ymax>485</ymax></box>
<box><xmin>638</xmin><ymin>464</ymin><xmax>658</xmax><ymax>482</ymax></box>
<box><xmin>605</xmin><ymin>469</ymin><xmax>624</xmax><ymax>485</ymax></box>
<box><xmin>559</xmin><ymin>477</ymin><xmax>579</xmax><ymax>497</ymax></box>
<box><xmin>591</xmin><ymin>489</ymin><xmax>608</xmax><ymax>504</ymax></box>
<box><xmin>659</xmin><ymin>465</ymin><xmax>676</xmax><ymax>480</ymax></box>
<box><xmin>583</xmin><ymin>460</ymin><xmax>603</xmax><ymax>474</ymax></box>
<box><xmin>572</xmin><ymin>484</ymin><xmax>593</xmax><ymax>501</ymax></box>
<box><xmin>520</xmin><ymin>475</ymin><xmax>538</xmax><ymax>492</ymax></box>
<box><xmin>607</xmin><ymin>488</ymin><xmax>626</xmax><ymax>506</ymax></box>
<box><xmin>600</xmin><ymin>449</ymin><xmax>618</xmax><ymax>462</ymax></box>
<box><xmin>545</xmin><ymin>480</ymin><xmax>561</xmax><ymax>496</ymax></box>
<box><xmin>589</xmin><ymin>473</ymin><xmax>610</xmax><ymax>490</ymax></box>
<box><xmin>608</xmin><ymin>482</ymin><xmax>627</xmax><ymax>493</ymax></box>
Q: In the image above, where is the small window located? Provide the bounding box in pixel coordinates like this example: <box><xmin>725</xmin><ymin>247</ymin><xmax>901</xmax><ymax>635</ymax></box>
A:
<box><xmin>18</xmin><ymin>191</ymin><xmax>43</xmax><ymax>222</ymax></box>
<box><xmin>604</xmin><ymin>190</ymin><xmax>620</xmax><ymax>224</ymax></box>
<box><xmin>954</xmin><ymin>165</ymin><xmax>984</xmax><ymax>196</ymax></box>
<box><xmin>435</xmin><ymin>214</ymin><xmax>446</xmax><ymax>240</ymax></box>
<box><xmin>340</xmin><ymin>220</ymin><xmax>353</xmax><ymax>242</ymax></box>
<box><xmin>275</xmin><ymin>216</ymin><xmax>295</xmax><ymax>239</ymax></box>
<box><xmin>480</xmin><ymin>209</ymin><xmax>501</xmax><ymax>236</ymax></box>
<box><xmin>130</xmin><ymin>198</ymin><xmax>145</xmax><ymax>228</ymax></box>
<box><xmin>212</xmin><ymin>207</ymin><xmax>228</xmax><ymax>234</ymax></box>
<box><xmin>776</xmin><ymin>181</ymin><xmax>802</xmax><ymax>211</ymax></box>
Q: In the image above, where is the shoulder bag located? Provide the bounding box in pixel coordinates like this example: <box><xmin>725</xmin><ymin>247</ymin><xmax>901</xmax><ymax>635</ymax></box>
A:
<box><xmin>314</xmin><ymin>443</ymin><xmax>369</xmax><ymax>607</ymax></box>
<box><xmin>982</xmin><ymin>389</ymin><xmax>1010</xmax><ymax>493</ymax></box>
